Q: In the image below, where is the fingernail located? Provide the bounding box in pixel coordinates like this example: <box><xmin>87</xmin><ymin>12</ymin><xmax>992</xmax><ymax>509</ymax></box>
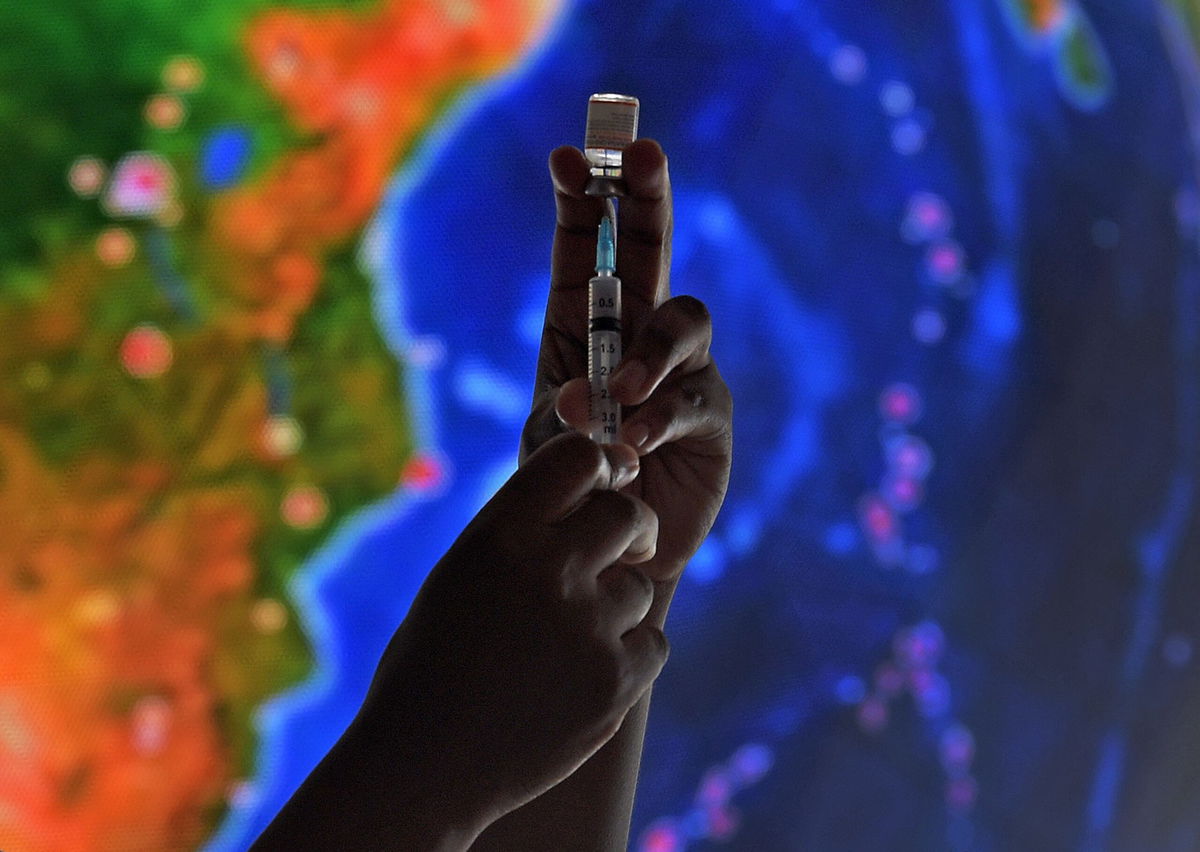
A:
<box><xmin>611</xmin><ymin>360</ymin><xmax>646</xmax><ymax>397</ymax></box>
<box><xmin>603</xmin><ymin>443</ymin><xmax>640</xmax><ymax>488</ymax></box>
<box><xmin>622</xmin><ymin>422</ymin><xmax>650</xmax><ymax>450</ymax></box>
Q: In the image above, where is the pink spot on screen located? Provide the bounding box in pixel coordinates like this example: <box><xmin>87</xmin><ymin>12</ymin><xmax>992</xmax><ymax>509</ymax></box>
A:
<box><xmin>946</xmin><ymin>775</ymin><xmax>978</xmax><ymax>811</ymax></box>
<box><xmin>698</xmin><ymin>769</ymin><xmax>732</xmax><ymax>806</ymax></box>
<box><xmin>895</xmin><ymin>622</ymin><xmax>945</xmax><ymax>668</ymax></box>
<box><xmin>282</xmin><ymin>486</ymin><xmax>328</xmax><ymax>529</ymax></box>
<box><xmin>884</xmin><ymin>475</ymin><xmax>924</xmax><ymax>511</ymax></box>
<box><xmin>69</xmin><ymin>157</ymin><xmax>105</xmax><ymax>197</ymax></box>
<box><xmin>874</xmin><ymin>663</ymin><xmax>904</xmax><ymax>697</ymax></box>
<box><xmin>888</xmin><ymin>435</ymin><xmax>934</xmax><ymax>479</ymax></box>
<box><xmin>902</xmin><ymin>192</ymin><xmax>953</xmax><ymax>243</ymax></box>
<box><xmin>859</xmin><ymin>494</ymin><xmax>898</xmax><ymax>541</ymax></box>
<box><xmin>707</xmin><ymin>805</ymin><xmax>740</xmax><ymax>841</ymax></box>
<box><xmin>640</xmin><ymin>820</ymin><xmax>682</xmax><ymax>852</ymax></box>
<box><xmin>402</xmin><ymin>452</ymin><xmax>445</xmax><ymax>492</ymax></box>
<box><xmin>940</xmin><ymin>725</ymin><xmax>976</xmax><ymax>772</ymax></box>
<box><xmin>120</xmin><ymin>325</ymin><xmax>172</xmax><ymax>378</ymax></box>
<box><xmin>857</xmin><ymin>696</ymin><xmax>889</xmax><ymax>734</ymax></box>
<box><xmin>913</xmin><ymin>673</ymin><xmax>952</xmax><ymax>717</ymax></box>
<box><xmin>104</xmin><ymin>152</ymin><xmax>175</xmax><ymax>217</ymax></box>
<box><xmin>97</xmin><ymin>227</ymin><xmax>136</xmax><ymax>267</ymax></box>
<box><xmin>926</xmin><ymin>240</ymin><xmax>965</xmax><ymax>284</ymax></box>
<box><xmin>879</xmin><ymin>382</ymin><xmax>922</xmax><ymax>425</ymax></box>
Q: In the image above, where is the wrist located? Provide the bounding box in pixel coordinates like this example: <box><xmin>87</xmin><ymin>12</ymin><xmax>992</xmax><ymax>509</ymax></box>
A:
<box><xmin>252</xmin><ymin>714</ymin><xmax>487</xmax><ymax>852</ymax></box>
<box><xmin>343</xmin><ymin>708</ymin><xmax>492</xmax><ymax>850</ymax></box>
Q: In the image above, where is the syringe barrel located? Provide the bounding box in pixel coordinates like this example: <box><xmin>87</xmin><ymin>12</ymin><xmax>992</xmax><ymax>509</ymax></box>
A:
<box><xmin>587</xmin><ymin>274</ymin><xmax>622</xmax><ymax>444</ymax></box>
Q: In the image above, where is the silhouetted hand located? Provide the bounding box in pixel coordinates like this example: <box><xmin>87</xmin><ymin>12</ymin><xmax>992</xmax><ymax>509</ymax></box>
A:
<box><xmin>522</xmin><ymin>140</ymin><xmax>733</xmax><ymax>586</ymax></box>
<box><xmin>358</xmin><ymin>431</ymin><xmax>670</xmax><ymax>838</ymax></box>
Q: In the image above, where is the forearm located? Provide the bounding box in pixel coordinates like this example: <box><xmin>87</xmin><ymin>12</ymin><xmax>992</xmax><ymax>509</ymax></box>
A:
<box><xmin>469</xmin><ymin>577</ymin><xmax>681</xmax><ymax>852</ymax></box>
<box><xmin>251</xmin><ymin>711</ymin><xmax>486</xmax><ymax>852</ymax></box>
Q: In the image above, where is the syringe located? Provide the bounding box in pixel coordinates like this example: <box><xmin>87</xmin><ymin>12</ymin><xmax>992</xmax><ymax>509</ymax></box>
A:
<box><xmin>582</xmin><ymin>92</ymin><xmax>637</xmax><ymax>444</ymax></box>
<box><xmin>587</xmin><ymin>210</ymin><xmax>622</xmax><ymax>444</ymax></box>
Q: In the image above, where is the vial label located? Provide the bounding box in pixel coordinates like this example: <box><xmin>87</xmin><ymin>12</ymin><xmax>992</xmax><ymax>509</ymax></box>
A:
<box><xmin>585</xmin><ymin>99</ymin><xmax>639</xmax><ymax>150</ymax></box>
<box><xmin>585</xmin><ymin>94</ymin><xmax>639</xmax><ymax>176</ymax></box>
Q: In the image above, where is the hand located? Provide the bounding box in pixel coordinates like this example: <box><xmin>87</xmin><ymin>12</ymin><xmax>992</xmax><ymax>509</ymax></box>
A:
<box><xmin>359</xmin><ymin>432</ymin><xmax>671</xmax><ymax>839</ymax></box>
<box><xmin>521</xmin><ymin>140</ymin><xmax>733</xmax><ymax>586</ymax></box>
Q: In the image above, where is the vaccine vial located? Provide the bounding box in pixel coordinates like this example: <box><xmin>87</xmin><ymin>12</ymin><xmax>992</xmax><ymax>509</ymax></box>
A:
<box><xmin>584</xmin><ymin>93</ymin><xmax>639</xmax><ymax>196</ymax></box>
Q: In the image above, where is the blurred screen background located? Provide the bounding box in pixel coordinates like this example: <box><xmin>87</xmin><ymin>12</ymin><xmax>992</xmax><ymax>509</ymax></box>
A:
<box><xmin>4</xmin><ymin>1</ymin><xmax>1200</xmax><ymax>849</ymax></box>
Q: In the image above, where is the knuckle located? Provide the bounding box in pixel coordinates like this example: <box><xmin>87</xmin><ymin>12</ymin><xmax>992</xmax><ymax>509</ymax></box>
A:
<box><xmin>594</xmin><ymin>563</ymin><xmax>624</xmax><ymax>597</ymax></box>
<box><xmin>553</xmin><ymin>550</ymin><xmax>586</xmax><ymax>601</ymax></box>
<box><xmin>652</xmin><ymin>628</ymin><xmax>671</xmax><ymax>663</ymax></box>
<box><xmin>519</xmin><ymin>392</ymin><xmax>573</xmax><ymax>465</ymax></box>
<box><xmin>671</xmin><ymin>294</ymin><xmax>711</xmax><ymax>327</ymax></box>
<box><xmin>625</xmin><ymin>564</ymin><xmax>654</xmax><ymax>598</ymax></box>
<box><xmin>698</xmin><ymin>362</ymin><xmax>733</xmax><ymax>413</ymax></box>
<box><xmin>621</xmin><ymin>629</ymin><xmax>665</xmax><ymax>680</ymax></box>
<box><xmin>679</xmin><ymin>382</ymin><xmax>708</xmax><ymax>410</ymax></box>
<box><xmin>604</xmin><ymin>562</ymin><xmax>648</xmax><ymax>597</ymax></box>
<box><xmin>711</xmin><ymin>371</ymin><xmax>734</xmax><ymax>425</ymax></box>
<box><xmin>642</xmin><ymin>321</ymin><xmax>678</xmax><ymax>359</ymax></box>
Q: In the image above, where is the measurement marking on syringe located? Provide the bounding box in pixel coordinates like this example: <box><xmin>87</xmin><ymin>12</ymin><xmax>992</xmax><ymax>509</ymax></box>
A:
<box><xmin>588</xmin><ymin>215</ymin><xmax>622</xmax><ymax>443</ymax></box>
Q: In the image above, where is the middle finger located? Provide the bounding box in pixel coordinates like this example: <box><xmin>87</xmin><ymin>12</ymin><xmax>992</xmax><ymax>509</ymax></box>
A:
<box><xmin>617</xmin><ymin>139</ymin><xmax>674</xmax><ymax>340</ymax></box>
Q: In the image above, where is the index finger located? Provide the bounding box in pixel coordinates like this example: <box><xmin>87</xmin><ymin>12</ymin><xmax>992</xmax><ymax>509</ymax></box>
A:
<box><xmin>549</xmin><ymin>145</ymin><xmax>605</xmax><ymax>296</ymax></box>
